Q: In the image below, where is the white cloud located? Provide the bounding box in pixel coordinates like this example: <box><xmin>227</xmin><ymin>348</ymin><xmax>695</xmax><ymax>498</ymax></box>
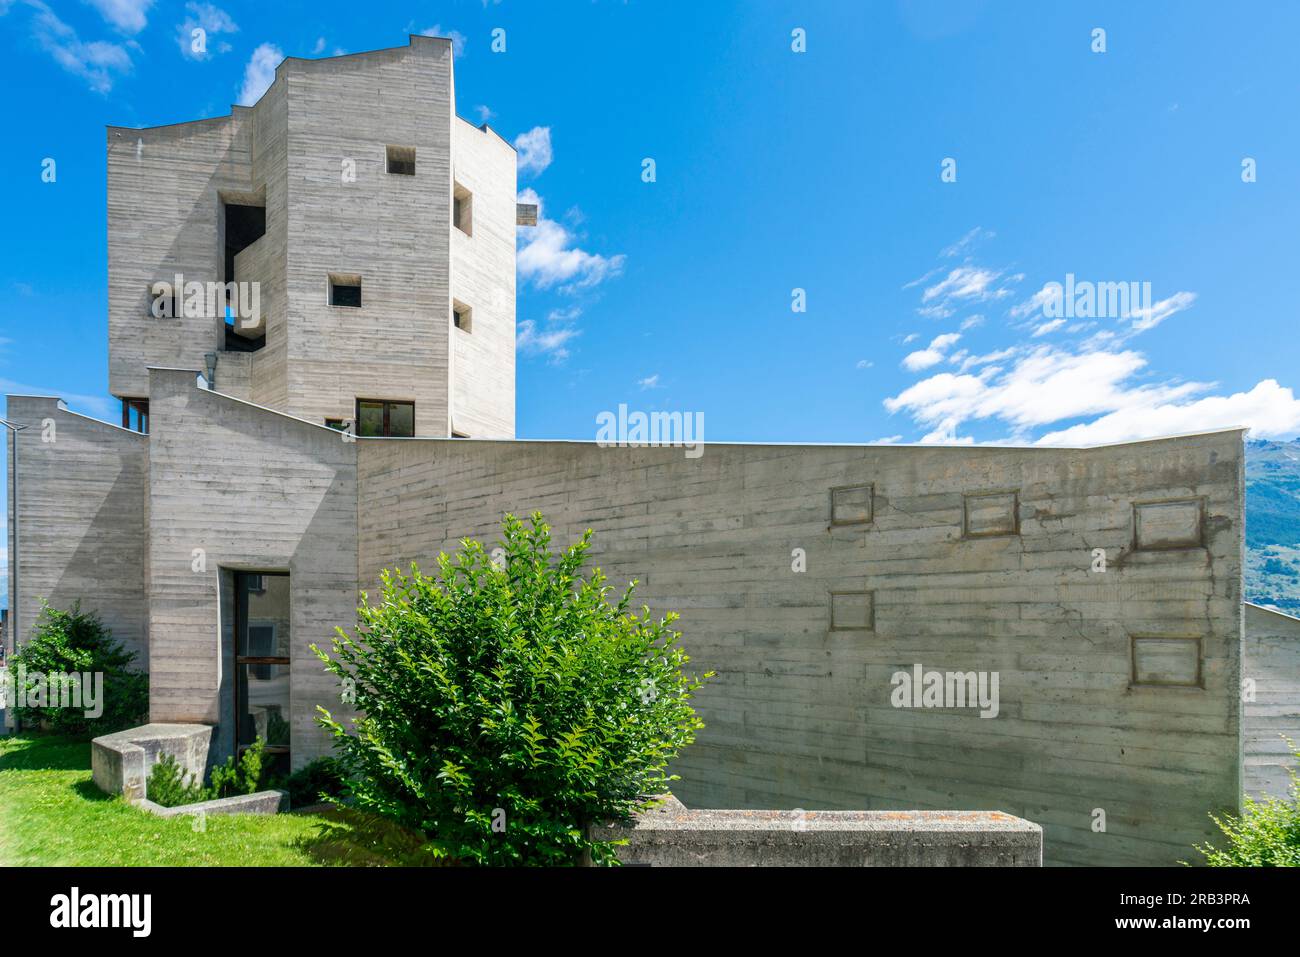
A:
<box><xmin>886</xmin><ymin>345</ymin><xmax>1231</xmax><ymax>445</ymax></box>
<box><xmin>1128</xmin><ymin>291</ymin><xmax>1196</xmax><ymax>334</ymax></box>
<box><xmin>902</xmin><ymin>332</ymin><xmax>961</xmax><ymax>371</ymax></box>
<box><xmin>638</xmin><ymin>374</ymin><xmax>660</xmax><ymax>390</ymax></box>
<box><xmin>873</xmin><ymin>435</ymin><xmax>904</xmax><ymax>444</ymax></box>
<box><xmin>475</xmin><ymin>104</ymin><xmax>494</xmax><ymax>124</ymax></box>
<box><xmin>177</xmin><ymin>2</ymin><xmax>237</xmax><ymax>60</ymax></box>
<box><xmin>19</xmin><ymin>1</ymin><xmax>133</xmax><ymax>93</ymax></box>
<box><xmin>1009</xmin><ymin>283</ymin><xmax>1059</xmax><ymax>319</ymax></box>
<box><xmin>856</xmin><ymin>359</ymin><xmax>873</xmax><ymax>369</ymax></box>
<box><xmin>419</xmin><ymin>25</ymin><xmax>466</xmax><ymax>57</ymax></box>
<box><xmin>1032</xmin><ymin>318</ymin><xmax>1065</xmax><ymax>337</ymax></box>
<box><xmin>86</xmin><ymin>0</ymin><xmax>153</xmax><ymax>33</ymax></box>
<box><xmin>959</xmin><ymin>314</ymin><xmax>984</xmax><ymax>331</ymax></box>
<box><xmin>517</xmin><ymin>319</ymin><xmax>579</xmax><ymax>362</ymax></box>
<box><xmin>513</xmin><ymin>126</ymin><xmax>552</xmax><ymax>177</ymax></box>
<box><xmin>941</xmin><ymin>226</ymin><xmax>994</xmax><ymax>258</ymax></box>
<box><xmin>923</xmin><ymin>267</ymin><xmax>1005</xmax><ymax>305</ymax></box>
<box><xmin>516</xmin><ymin>188</ymin><xmax>626</xmax><ymax>294</ymax></box>
<box><xmin>312</xmin><ymin>37</ymin><xmax>326</xmax><ymax>55</ymax></box>
<box><xmin>238</xmin><ymin>42</ymin><xmax>282</xmax><ymax>106</ymax></box>
<box><xmin>1036</xmin><ymin>379</ymin><xmax>1300</xmax><ymax>446</ymax></box>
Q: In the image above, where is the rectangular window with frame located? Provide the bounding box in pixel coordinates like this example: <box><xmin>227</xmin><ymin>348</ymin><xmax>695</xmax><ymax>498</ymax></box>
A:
<box><xmin>453</xmin><ymin>183</ymin><xmax>472</xmax><ymax>235</ymax></box>
<box><xmin>356</xmin><ymin>399</ymin><xmax>415</xmax><ymax>437</ymax></box>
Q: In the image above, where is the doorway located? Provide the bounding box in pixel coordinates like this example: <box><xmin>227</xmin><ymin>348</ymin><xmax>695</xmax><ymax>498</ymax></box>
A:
<box><xmin>232</xmin><ymin>571</ymin><xmax>291</xmax><ymax>776</ymax></box>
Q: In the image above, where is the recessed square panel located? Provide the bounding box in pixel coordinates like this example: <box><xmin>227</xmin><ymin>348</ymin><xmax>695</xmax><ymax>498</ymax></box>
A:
<box><xmin>1131</xmin><ymin>636</ymin><xmax>1202</xmax><ymax>687</ymax></box>
<box><xmin>829</xmin><ymin>590</ymin><xmax>874</xmax><ymax>631</ymax></box>
<box><xmin>1134</xmin><ymin>499</ymin><xmax>1203</xmax><ymax>550</ymax></box>
<box><xmin>830</xmin><ymin>484</ymin><xmax>873</xmax><ymax>526</ymax></box>
<box><xmin>963</xmin><ymin>491</ymin><xmax>1019</xmax><ymax>538</ymax></box>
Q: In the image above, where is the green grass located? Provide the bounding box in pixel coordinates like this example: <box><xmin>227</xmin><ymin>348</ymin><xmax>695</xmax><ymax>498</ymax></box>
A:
<box><xmin>0</xmin><ymin>735</ymin><xmax>422</xmax><ymax>866</ymax></box>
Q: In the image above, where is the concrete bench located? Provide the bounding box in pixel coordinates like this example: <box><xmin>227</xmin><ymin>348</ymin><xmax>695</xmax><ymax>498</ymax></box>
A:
<box><xmin>589</xmin><ymin>797</ymin><xmax>1043</xmax><ymax>866</ymax></box>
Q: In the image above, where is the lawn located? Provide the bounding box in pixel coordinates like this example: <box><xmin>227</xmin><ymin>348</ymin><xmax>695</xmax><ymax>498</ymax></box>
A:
<box><xmin>0</xmin><ymin>735</ymin><xmax>416</xmax><ymax>866</ymax></box>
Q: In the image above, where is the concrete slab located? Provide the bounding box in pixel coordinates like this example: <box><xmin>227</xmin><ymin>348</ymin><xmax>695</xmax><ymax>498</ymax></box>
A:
<box><xmin>91</xmin><ymin>723</ymin><xmax>212</xmax><ymax>800</ymax></box>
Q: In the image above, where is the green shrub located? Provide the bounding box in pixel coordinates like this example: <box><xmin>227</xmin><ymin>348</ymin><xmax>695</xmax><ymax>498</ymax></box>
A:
<box><xmin>209</xmin><ymin>738</ymin><xmax>268</xmax><ymax>799</ymax></box>
<box><xmin>146</xmin><ymin>753</ymin><xmax>206</xmax><ymax>808</ymax></box>
<box><xmin>8</xmin><ymin>601</ymin><xmax>148</xmax><ymax>737</ymax></box>
<box><xmin>144</xmin><ymin>738</ymin><xmax>270</xmax><ymax>808</ymax></box>
<box><xmin>314</xmin><ymin>512</ymin><xmax>712</xmax><ymax>866</ymax></box>
<box><xmin>285</xmin><ymin>757</ymin><xmax>348</xmax><ymax>808</ymax></box>
<box><xmin>1194</xmin><ymin>739</ymin><xmax>1300</xmax><ymax>866</ymax></box>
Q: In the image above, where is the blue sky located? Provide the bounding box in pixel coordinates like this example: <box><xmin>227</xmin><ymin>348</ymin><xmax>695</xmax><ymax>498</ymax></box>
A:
<box><xmin>3</xmin><ymin>0</ymin><xmax>1300</xmax><ymax>599</ymax></box>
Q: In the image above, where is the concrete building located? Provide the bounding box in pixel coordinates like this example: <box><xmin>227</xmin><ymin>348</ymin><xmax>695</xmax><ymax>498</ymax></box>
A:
<box><xmin>3</xmin><ymin>36</ymin><xmax>1287</xmax><ymax>866</ymax></box>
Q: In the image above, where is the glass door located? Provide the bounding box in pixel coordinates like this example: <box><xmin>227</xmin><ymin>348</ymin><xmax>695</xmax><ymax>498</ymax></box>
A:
<box><xmin>234</xmin><ymin>571</ymin><xmax>291</xmax><ymax>775</ymax></box>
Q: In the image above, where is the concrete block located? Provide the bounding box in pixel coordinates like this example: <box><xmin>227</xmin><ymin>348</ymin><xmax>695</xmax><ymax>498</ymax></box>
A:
<box><xmin>589</xmin><ymin>797</ymin><xmax>1042</xmax><ymax>866</ymax></box>
<box><xmin>135</xmin><ymin>789</ymin><xmax>287</xmax><ymax>818</ymax></box>
<box><xmin>92</xmin><ymin>723</ymin><xmax>213</xmax><ymax>800</ymax></box>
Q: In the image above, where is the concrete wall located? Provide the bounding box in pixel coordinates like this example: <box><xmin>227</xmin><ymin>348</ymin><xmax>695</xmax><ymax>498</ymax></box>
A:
<box><xmin>280</xmin><ymin>36</ymin><xmax>455</xmax><ymax>435</ymax></box>
<box><xmin>450</xmin><ymin>117</ymin><xmax>517</xmax><ymax>438</ymax></box>
<box><xmin>4</xmin><ymin>395</ymin><xmax>148</xmax><ymax>661</ymax></box>
<box><xmin>355</xmin><ymin>429</ymin><xmax>1245</xmax><ymax>866</ymax></box>
<box><xmin>145</xmin><ymin>369</ymin><xmax>358</xmax><ymax>766</ymax></box>
<box><xmin>1243</xmin><ymin>602</ymin><xmax>1300</xmax><ymax>800</ymax></box>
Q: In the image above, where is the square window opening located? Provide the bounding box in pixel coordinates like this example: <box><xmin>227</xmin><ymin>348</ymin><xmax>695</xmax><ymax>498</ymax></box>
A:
<box><xmin>386</xmin><ymin>145</ymin><xmax>416</xmax><ymax>176</ymax></box>
<box><xmin>453</xmin><ymin>300</ymin><xmax>473</xmax><ymax>333</ymax></box>
<box><xmin>454</xmin><ymin>183</ymin><xmax>473</xmax><ymax>236</ymax></box>
<box><xmin>329</xmin><ymin>274</ymin><xmax>362</xmax><ymax>308</ymax></box>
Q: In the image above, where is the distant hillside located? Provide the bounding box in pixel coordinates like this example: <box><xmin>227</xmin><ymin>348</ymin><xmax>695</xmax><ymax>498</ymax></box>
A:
<box><xmin>1246</xmin><ymin>438</ymin><xmax>1300</xmax><ymax>612</ymax></box>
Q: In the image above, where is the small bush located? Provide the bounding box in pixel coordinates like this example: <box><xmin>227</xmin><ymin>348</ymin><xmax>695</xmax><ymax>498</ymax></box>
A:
<box><xmin>8</xmin><ymin>601</ymin><xmax>148</xmax><ymax>737</ymax></box>
<box><xmin>285</xmin><ymin>757</ymin><xmax>348</xmax><ymax>808</ymax></box>
<box><xmin>146</xmin><ymin>753</ymin><xmax>206</xmax><ymax>808</ymax></box>
<box><xmin>144</xmin><ymin>738</ymin><xmax>270</xmax><ymax>808</ymax></box>
<box><xmin>1194</xmin><ymin>739</ymin><xmax>1300</xmax><ymax>866</ymax></box>
<box><xmin>314</xmin><ymin>512</ymin><xmax>712</xmax><ymax>866</ymax></box>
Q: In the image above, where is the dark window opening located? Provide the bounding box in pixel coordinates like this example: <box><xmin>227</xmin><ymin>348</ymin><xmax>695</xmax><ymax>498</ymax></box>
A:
<box><xmin>453</xmin><ymin>301</ymin><xmax>472</xmax><ymax>332</ymax></box>
<box><xmin>223</xmin><ymin>201</ymin><xmax>267</xmax><ymax>352</ymax></box>
<box><xmin>330</xmin><ymin>275</ymin><xmax>362</xmax><ymax>307</ymax></box>
<box><xmin>325</xmin><ymin>418</ymin><xmax>352</xmax><ymax>433</ymax></box>
<box><xmin>121</xmin><ymin>398</ymin><xmax>149</xmax><ymax>434</ymax></box>
<box><xmin>356</xmin><ymin>399</ymin><xmax>415</xmax><ymax>438</ymax></box>
<box><xmin>386</xmin><ymin>145</ymin><xmax>416</xmax><ymax>176</ymax></box>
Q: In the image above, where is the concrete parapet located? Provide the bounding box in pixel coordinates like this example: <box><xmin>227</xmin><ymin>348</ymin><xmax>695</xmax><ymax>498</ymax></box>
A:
<box><xmin>589</xmin><ymin>797</ymin><xmax>1043</xmax><ymax>866</ymax></box>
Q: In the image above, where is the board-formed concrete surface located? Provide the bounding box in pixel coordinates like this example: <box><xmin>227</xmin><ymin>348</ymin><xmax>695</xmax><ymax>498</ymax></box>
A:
<box><xmin>590</xmin><ymin>796</ymin><xmax>1042</xmax><ymax>866</ymax></box>
<box><xmin>91</xmin><ymin>723</ymin><xmax>213</xmax><ymax>801</ymax></box>
<box><xmin>1243</xmin><ymin>602</ymin><xmax>1300</xmax><ymax>799</ymax></box>
<box><xmin>135</xmin><ymin>789</ymin><xmax>287</xmax><ymax>819</ymax></box>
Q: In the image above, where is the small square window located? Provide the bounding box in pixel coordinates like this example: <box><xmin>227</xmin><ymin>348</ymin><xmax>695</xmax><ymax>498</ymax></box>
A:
<box><xmin>329</xmin><ymin>274</ymin><xmax>362</xmax><ymax>308</ymax></box>
<box><xmin>1134</xmin><ymin>499</ymin><xmax>1203</xmax><ymax>550</ymax></box>
<box><xmin>829</xmin><ymin>590</ymin><xmax>874</xmax><ymax>632</ymax></box>
<box><xmin>454</xmin><ymin>183</ymin><xmax>472</xmax><ymax>235</ymax></box>
<box><xmin>1131</xmin><ymin>635</ymin><xmax>1202</xmax><ymax>688</ymax></box>
<box><xmin>963</xmin><ymin>490</ymin><xmax>1020</xmax><ymax>538</ymax></box>
<box><xmin>830</xmin><ymin>484</ymin><xmax>873</xmax><ymax>526</ymax></box>
<box><xmin>453</xmin><ymin>300</ymin><xmax>472</xmax><ymax>332</ymax></box>
<box><xmin>386</xmin><ymin>145</ymin><xmax>416</xmax><ymax>176</ymax></box>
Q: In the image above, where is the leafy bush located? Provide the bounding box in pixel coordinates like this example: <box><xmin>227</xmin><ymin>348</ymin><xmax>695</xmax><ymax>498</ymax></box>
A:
<box><xmin>144</xmin><ymin>738</ymin><xmax>270</xmax><ymax>808</ymax></box>
<box><xmin>8</xmin><ymin>601</ymin><xmax>148</xmax><ymax>737</ymax></box>
<box><xmin>314</xmin><ymin>512</ymin><xmax>712</xmax><ymax>866</ymax></box>
<box><xmin>1194</xmin><ymin>739</ymin><xmax>1300</xmax><ymax>866</ymax></box>
<box><xmin>209</xmin><ymin>738</ymin><xmax>268</xmax><ymax>799</ymax></box>
<box><xmin>146</xmin><ymin>753</ymin><xmax>206</xmax><ymax>808</ymax></box>
<box><xmin>285</xmin><ymin>757</ymin><xmax>348</xmax><ymax>809</ymax></box>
